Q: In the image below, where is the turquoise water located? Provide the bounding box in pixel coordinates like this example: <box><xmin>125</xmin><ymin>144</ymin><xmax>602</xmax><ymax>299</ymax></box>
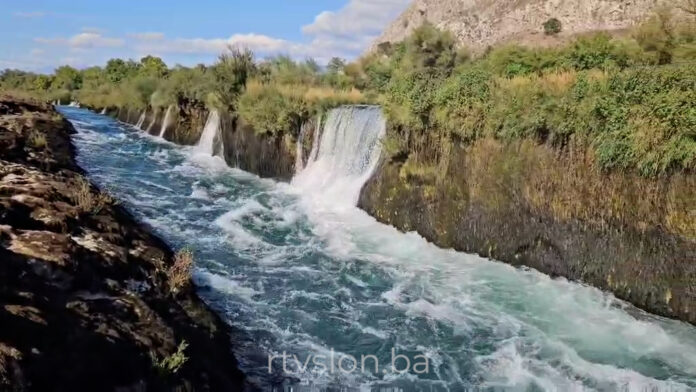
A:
<box><xmin>62</xmin><ymin>106</ymin><xmax>696</xmax><ymax>392</ymax></box>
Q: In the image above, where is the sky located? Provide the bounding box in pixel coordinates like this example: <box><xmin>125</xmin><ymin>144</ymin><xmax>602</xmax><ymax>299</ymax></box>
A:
<box><xmin>1</xmin><ymin>0</ymin><xmax>411</xmax><ymax>73</ymax></box>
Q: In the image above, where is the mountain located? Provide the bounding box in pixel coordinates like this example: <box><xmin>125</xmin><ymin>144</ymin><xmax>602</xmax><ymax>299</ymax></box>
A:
<box><xmin>371</xmin><ymin>0</ymin><xmax>674</xmax><ymax>52</ymax></box>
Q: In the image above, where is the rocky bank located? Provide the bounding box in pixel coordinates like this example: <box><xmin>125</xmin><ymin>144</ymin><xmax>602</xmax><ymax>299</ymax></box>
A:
<box><xmin>0</xmin><ymin>96</ymin><xmax>248</xmax><ymax>391</ymax></box>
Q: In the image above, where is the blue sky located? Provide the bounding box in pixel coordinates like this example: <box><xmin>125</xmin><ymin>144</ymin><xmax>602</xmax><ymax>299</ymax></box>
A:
<box><xmin>1</xmin><ymin>0</ymin><xmax>411</xmax><ymax>73</ymax></box>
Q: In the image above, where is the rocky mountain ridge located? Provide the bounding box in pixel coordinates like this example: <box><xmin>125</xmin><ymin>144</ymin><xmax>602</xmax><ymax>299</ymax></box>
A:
<box><xmin>372</xmin><ymin>0</ymin><xmax>681</xmax><ymax>52</ymax></box>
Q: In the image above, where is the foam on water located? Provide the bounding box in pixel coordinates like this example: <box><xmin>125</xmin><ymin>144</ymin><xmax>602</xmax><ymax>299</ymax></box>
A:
<box><xmin>61</xmin><ymin>106</ymin><xmax>696</xmax><ymax>391</ymax></box>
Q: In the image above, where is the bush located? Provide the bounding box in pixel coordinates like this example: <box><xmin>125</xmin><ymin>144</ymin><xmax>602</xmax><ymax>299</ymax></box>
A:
<box><xmin>544</xmin><ymin>18</ymin><xmax>562</xmax><ymax>35</ymax></box>
<box><xmin>634</xmin><ymin>8</ymin><xmax>676</xmax><ymax>65</ymax></box>
<box><xmin>565</xmin><ymin>33</ymin><xmax>630</xmax><ymax>70</ymax></box>
<box><xmin>151</xmin><ymin>340</ymin><xmax>188</xmax><ymax>376</ymax></box>
<box><xmin>167</xmin><ymin>248</ymin><xmax>193</xmax><ymax>294</ymax></box>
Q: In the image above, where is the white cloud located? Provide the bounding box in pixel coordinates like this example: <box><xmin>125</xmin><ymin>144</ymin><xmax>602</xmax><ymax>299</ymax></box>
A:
<box><xmin>131</xmin><ymin>33</ymin><xmax>305</xmax><ymax>59</ymax></box>
<box><xmin>35</xmin><ymin>33</ymin><xmax>124</xmax><ymax>48</ymax></box>
<box><xmin>125</xmin><ymin>0</ymin><xmax>410</xmax><ymax>61</ymax></box>
<box><xmin>300</xmin><ymin>0</ymin><xmax>410</xmax><ymax>58</ymax></box>
<box><xmin>13</xmin><ymin>11</ymin><xmax>46</xmax><ymax>18</ymax></box>
<box><xmin>128</xmin><ymin>32</ymin><xmax>166</xmax><ymax>41</ymax></box>
<box><xmin>303</xmin><ymin>0</ymin><xmax>409</xmax><ymax>38</ymax></box>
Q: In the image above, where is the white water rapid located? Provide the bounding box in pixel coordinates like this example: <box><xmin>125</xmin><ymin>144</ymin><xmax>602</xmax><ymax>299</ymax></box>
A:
<box><xmin>159</xmin><ymin>105</ymin><xmax>174</xmax><ymax>138</ymax></box>
<box><xmin>194</xmin><ymin>109</ymin><xmax>221</xmax><ymax>156</ymax></box>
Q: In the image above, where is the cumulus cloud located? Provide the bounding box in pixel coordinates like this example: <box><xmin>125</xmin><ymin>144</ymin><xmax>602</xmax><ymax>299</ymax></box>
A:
<box><xmin>303</xmin><ymin>0</ymin><xmax>409</xmax><ymax>38</ymax></box>
<box><xmin>35</xmin><ymin>33</ymin><xmax>124</xmax><ymax>48</ymax></box>
<box><xmin>301</xmin><ymin>0</ymin><xmax>410</xmax><ymax>58</ymax></box>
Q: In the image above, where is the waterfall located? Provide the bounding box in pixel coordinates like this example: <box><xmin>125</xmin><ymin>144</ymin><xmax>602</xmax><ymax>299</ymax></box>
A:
<box><xmin>295</xmin><ymin>120</ymin><xmax>311</xmax><ymax>173</ymax></box>
<box><xmin>146</xmin><ymin>112</ymin><xmax>157</xmax><ymax>133</ymax></box>
<box><xmin>159</xmin><ymin>105</ymin><xmax>174</xmax><ymax>138</ymax></box>
<box><xmin>194</xmin><ymin>110</ymin><xmax>221</xmax><ymax>156</ymax></box>
<box><xmin>100</xmin><ymin>107</ymin><xmax>106</xmax><ymax>115</ymax></box>
<box><xmin>135</xmin><ymin>111</ymin><xmax>146</xmax><ymax>129</ymax></box>
<box><xmin>292</xmin><ymin>106</ymin><xmax>385</xmax><ymax>206</ymax></box>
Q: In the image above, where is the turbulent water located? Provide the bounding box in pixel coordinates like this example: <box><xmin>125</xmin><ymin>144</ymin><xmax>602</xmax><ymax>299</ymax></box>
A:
<box><xmin>61</xmin><ymin>106</ymin><xmax>696</xmax><ymax>392</ymax></box>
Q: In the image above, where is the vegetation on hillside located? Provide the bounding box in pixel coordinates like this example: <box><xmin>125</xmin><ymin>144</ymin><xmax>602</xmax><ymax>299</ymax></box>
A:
<box><xmin>1</xmin><ymin>5</ymin><xmax>694</xmax><ymax>175</ymax></box>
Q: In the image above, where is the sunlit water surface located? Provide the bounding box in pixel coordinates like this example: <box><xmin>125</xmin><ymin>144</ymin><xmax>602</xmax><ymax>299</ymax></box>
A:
<box><xmin>61</xmin><ymin>107</ymin><xmax>696</xmax><ymax>392</ymax></box>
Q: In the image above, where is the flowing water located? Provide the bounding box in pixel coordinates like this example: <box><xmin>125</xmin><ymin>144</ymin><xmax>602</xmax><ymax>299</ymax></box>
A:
<box><xmin>159</xmin><ymin>105</ymin><xmax>175</xmax><ymax>138</ymax></box>
<box><xmin>60</xmin><ymin>106</ymin><xmax>696</xmax><ymax>392</ymax></box>
<box><xmin>195</xmin><ymin>109</ymin><xmax>221</xmax><ymax>156</ymax></box>
<box><xmin>135</xmin><ymin>110</ymin><xmax>146</xmax><ymax>129</ymax></box>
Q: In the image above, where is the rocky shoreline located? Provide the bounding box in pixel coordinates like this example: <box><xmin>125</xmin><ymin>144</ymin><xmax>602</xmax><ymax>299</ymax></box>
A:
<box><xmin>0</xmin><ymin>96</ymin><xmax>248</xmax><ymax>391</ymax></box>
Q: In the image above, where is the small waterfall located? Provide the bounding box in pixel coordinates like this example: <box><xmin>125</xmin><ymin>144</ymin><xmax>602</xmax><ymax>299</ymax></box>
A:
<box><xmin>159</xmin><ymin>105</ymin><xmax>175</xmax><ymax>138</ymax></box>
<box><xmin>146</xmin><ymin>112</ymin><xmax>158</xmax><ymax>133</ymax></box>
<box><xmin>295</xmin><ymin>121</ymin><xmax>311</xmax><ymax>173</ymax></box>
<box><xmin>194</xmin><ymin>110</ymin><xmax>221</xmax><ymax>156</ymax></box>
<box><xmin>100</xmin><ymin>107</ymin><xmax>106</xmax><ymax>115</ymax></box>
<box><xmin>135</xmin><ymin>111</ymin><xmax>146</xmax><ymax>129</ymax></box>
<box><xmin>292</xmin><ymin>106</ymin><xmax>385</xmax><ymax>206</ymax></box>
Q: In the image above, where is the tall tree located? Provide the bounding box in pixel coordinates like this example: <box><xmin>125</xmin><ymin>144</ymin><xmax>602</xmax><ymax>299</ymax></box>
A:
<box><xmin>212</xmin><ymin>47</ymin><xmax>255</xmax><ymax>111</ymax></box>
<box><xmin>54</xmin><ymin>66</ymin><xmax>82</xmax><ymax>91</ymax></box>
<box><xmin>140</xmin><ymin>56</ymin><xmax>168</xmax><ymax>78</ymax></box>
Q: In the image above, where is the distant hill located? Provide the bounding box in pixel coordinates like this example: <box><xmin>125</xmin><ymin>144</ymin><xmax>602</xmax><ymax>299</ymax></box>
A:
<box><xmin>371</xmin><ymin>0</ymin><xmax>685</xmax><ymax>53</ymax></box>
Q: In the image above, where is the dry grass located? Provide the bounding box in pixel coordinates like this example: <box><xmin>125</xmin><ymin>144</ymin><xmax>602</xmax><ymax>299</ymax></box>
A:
<box><xmin>167</xmin><ymin>249</ymin><xmax>193</xmax><ymax>294</ymax></box>
<box><xmin>246</xmin><ymin>79</ymin><xmax>366</xmax><ymax>105</ymax></box>
<box><xmin>73</xmin><ymin>178</ymin><xmax>115</xmax><ymax>215</ymax></box>
<box><xmin>539</xmin><ymin>71</ymin><xmax>578</xmax><ymax>95</ymax></box>
<box><xmin>27</xmin><ymin>131</ymin><xmax>47</xmax><ymax>149</ymax></box>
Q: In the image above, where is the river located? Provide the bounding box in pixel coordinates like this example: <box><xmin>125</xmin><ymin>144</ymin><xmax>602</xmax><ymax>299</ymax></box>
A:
<box><xmin>60</xmin><ymin>106</ymin><xmax>696</xmax><ymax>392</ymax></box>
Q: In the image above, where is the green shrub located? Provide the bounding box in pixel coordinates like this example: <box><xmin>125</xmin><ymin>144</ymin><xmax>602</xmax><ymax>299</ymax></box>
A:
<box><xmin>151</xmin><ymin>341</ymin><xmax>188</xmax><ymax>376</ymax></box>
<box><xmin>544</xmin><ymin>18</ymin><xmax>562</xmax><ymax>35</ymax></box>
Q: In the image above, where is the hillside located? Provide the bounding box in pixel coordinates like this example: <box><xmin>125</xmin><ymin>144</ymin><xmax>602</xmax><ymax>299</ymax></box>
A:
<box><xmin>372</xmin><ymin>0</ymin><xmax>681</xmax><ymax>52</ymax></box>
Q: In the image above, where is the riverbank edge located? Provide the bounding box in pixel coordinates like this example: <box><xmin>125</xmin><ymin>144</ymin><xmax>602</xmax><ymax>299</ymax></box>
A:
<box><xmin>0</xmin><ymin>96</ymin><xmax>251</xmax><ymax>390</ymax></box>
<box><xmin>105</xmin><ymin>103</ymin><xmax>696</xmax><ymax>326</ymax></box>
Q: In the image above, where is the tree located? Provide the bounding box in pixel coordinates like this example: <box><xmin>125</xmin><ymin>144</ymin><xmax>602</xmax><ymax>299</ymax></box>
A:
<box><xmin>634</xmin><ymin>8</ymin><xmax>675</xmax><ymax>65</ymax></box>
<box><xmin>81</xmin><ymin>66</ymin><xmax>105</xmax><ymax>89</ymax></box>
<box><xmin>54</xmin><ymin>66</ymin><xmax>82</xmax><ymax>91</ymax></box>
<box><xmin>140</xmin><ymin>55</ymin><xmax>168</xmax><ymax>78</ymax></box>
<box><xmin>399</xmin><ymin>22</ymin><xmax>462</xmax><ymax>77</ymax></box>
<box><xmin>544</xmin><ymin>18</ymin><xmax>563</xmax><ymax>35</ymax></box>
<box><xmin>212</xmin><ymin>47</ymin><xmax>255</xmax><ymax>111</ymax></box>
<box><xmin>327</xmin><ymin>57</ymin><xmax>346</xmax><ymax>74</ymax></box>
<box><xmin>105</xmin><ymin>59</ymin><xmax>128</xmax><ymax>83</ymax></box>
<box><xmin>33</xmin><ymin>74</ymin><xmax>52</xmax><ymax>91</ymax></box>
